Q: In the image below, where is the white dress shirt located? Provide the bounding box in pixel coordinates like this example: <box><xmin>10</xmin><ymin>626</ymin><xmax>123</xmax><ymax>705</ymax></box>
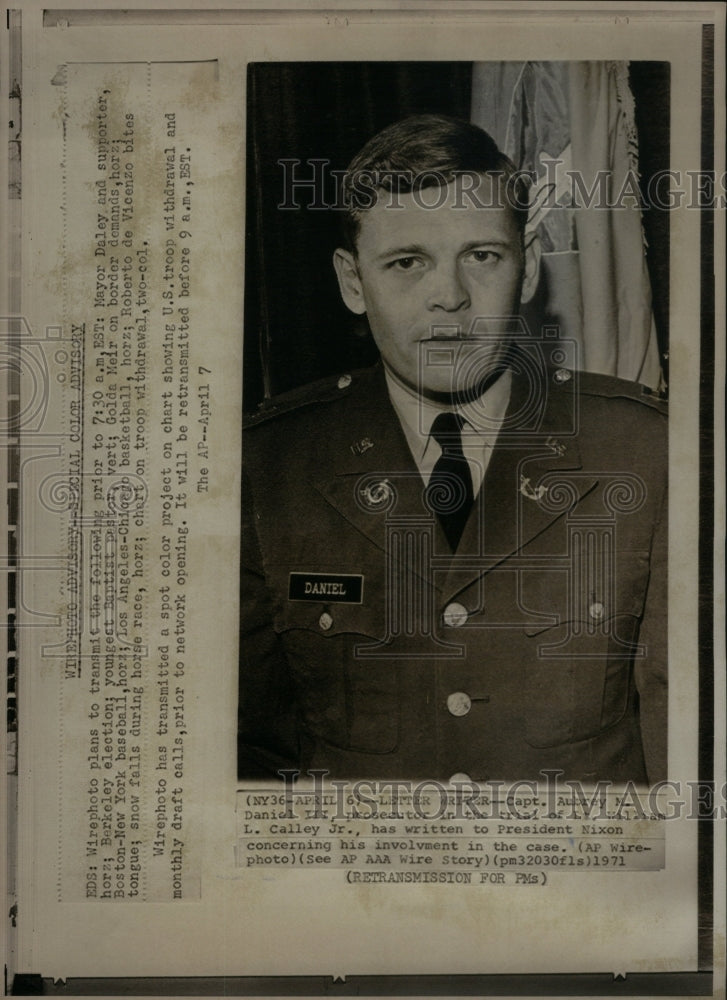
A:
<box><xmin>385</xmin><ymin>366</ymin><xmax>513</xmax><ymax>498</ymax></box>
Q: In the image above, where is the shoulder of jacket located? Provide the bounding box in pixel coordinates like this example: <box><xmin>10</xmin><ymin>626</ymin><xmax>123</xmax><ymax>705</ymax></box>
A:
<box><xmin>243</xmin><ymin>367</ymin><xmax>372</xmax><ymax>430</ymax></box>
<box><xmin>555</xmin><ymin>368</ymin><xmax>668</xmax><ymax>415</ymax></box>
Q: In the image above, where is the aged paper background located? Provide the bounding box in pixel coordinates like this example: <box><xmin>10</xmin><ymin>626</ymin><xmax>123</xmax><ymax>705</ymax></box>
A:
<box><xmin>2</xmin><ymin>0</ymin><xmax>724</xmax><ymax>991</ymax></box>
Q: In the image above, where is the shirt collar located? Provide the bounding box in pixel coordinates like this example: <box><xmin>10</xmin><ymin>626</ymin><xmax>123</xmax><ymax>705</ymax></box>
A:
<box><xmin>385</xmin><ymin>365</ymin><xmax>513</xmax><ymax>465</ymax></box>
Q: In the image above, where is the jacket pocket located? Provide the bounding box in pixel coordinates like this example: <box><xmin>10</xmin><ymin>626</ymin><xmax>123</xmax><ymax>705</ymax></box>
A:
<box><xmin>274</xmin><ymin>590</ymin><xmax>400</xmax><ymax>755</ymax></box>
<box><xmin>519</xmin><ymin>552</ymin><xmax>649</xmax><ymax>748</ymax></box>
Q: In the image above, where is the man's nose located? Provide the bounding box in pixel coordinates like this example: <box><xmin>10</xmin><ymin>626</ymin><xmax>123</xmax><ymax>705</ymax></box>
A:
<box><xmin>426</xmin><ymin>264</ymin><xmax>470</xmax><ymax>313</ymax></box>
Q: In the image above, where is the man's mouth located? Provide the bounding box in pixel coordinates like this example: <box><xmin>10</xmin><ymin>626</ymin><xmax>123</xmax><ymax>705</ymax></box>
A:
<box><xmin>420</xmin><ymin>317</ymin><xmax>522</xmax><ymax>341</ymax></box>
<box><xmin>420</xmin><ymin>332</ymin><xmax>500</xmax><ymax>344</ymax></box>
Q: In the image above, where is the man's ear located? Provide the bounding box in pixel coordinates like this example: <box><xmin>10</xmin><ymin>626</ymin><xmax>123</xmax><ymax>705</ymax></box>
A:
<box><xmin>520</xmin><ymin>228</ymin><xmax>542</xmax><ymax>305</ymax></box>
<box><xmin>333</xmin><ymin>248</ymin><xmax>367</xmax><ymax>316</ymax></box>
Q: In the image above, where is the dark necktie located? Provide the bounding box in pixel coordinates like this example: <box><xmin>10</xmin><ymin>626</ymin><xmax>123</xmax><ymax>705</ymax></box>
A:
<box><xmin>425</xmin><ymin>412</ymin><xmax>474</xmax><ymax>550</ymax></box>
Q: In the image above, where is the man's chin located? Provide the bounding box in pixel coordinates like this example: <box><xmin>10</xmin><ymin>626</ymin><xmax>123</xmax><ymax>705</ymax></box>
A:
<box><xmin>417</xmin><ymin>374</ymin><xmax>504</xmax><ymax>404</ymax></box>
<box><xmin>418</xmin><ymin>362</ymin><xmax>509</xmax><ymax>403</ymax></box>
<box><xmin>415</xmin><ymin>342</ymin><xmax>509</xmax><ymax>392</ymax></box>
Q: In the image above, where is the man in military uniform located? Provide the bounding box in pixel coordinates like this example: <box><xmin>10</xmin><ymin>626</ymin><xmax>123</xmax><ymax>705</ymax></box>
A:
<box><xmin>239</xmin><ymin>115</ymin><xmax>667</xmax><ymax>784</ymax></box>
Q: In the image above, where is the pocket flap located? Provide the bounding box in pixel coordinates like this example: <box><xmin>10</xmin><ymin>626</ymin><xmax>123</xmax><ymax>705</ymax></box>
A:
<box><xmin>521</xmin><ymin>551</ymin><xmax>651</xmax><ymax>636</ymax></box>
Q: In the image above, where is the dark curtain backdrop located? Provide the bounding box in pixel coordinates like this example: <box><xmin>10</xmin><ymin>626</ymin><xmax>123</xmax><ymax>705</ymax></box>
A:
<box><xmin>243</xmin><ymin>62</ymin><xmax>668</xmax><ymax>413</ymax></box>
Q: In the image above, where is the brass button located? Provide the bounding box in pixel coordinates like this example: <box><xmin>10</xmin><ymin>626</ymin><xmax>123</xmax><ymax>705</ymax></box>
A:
<box><xmin>318</xmin><ymin>612</ymin><xmax>333</xmax><ymax>631</ymax></box>
<box><xmin>589</xmin><ymin>602</ymin><xmax>605</xmax><ymax>620</ymax></box>
<box><xmin>554</xmin><ymin>368</ymin><xmax>572</xmax><ymax>384</ymax></box>
<box><xmin>446</xmin><ymin>692</ymin><xmax>472</xmax><ymax>717</ymax></box>
<box><xmin>449</xmin><ymin>773</ymin><xmax>472</xmax><ymax>783</ymax></box>
<box><xmin>337</xmin><ymin>374</ymin><xmax>352</xmax><ymax>389</ymax></box>
<box><xmin>443</xmin><ymin>602</ymin><xmax>468</xmax><ymax>627</ymax></box>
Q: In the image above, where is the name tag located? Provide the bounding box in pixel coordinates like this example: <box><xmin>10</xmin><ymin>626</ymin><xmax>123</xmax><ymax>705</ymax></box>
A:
<box><xmin>288</xmin><ymin>573</ymin><xmax>364</xmax><ymax>604</ymax></box>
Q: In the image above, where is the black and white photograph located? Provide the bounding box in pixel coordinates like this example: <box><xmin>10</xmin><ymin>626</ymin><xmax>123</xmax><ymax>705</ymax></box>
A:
<box><xmin>239</xmin><ymin>60</ymin><xmax>670</xmax><ymax>785</ymax></box>
<box><xmin>0</xmin><ymin>3</ymin><xmax>723</xmax><ymax>996</ymax></box>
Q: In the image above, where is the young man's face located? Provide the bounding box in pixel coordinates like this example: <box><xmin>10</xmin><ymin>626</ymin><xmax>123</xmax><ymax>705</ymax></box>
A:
<box><xmin>334</xmin><ymin>175</ymin><xmax>539</xmax><ymax>399</ymax></box>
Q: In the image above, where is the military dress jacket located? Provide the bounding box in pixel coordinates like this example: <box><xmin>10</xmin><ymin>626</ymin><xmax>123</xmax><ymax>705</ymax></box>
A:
<box><xmin>239</xmin><ymin>362</ymin><xmax>667</xmax><ymax>784</ymax></box>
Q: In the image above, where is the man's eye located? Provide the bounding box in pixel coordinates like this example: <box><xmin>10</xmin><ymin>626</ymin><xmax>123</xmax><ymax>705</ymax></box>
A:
<box><xmin>389</xmin><ymin>256</ymin><xmax>420</xmax><ymax>271</ymax></box>
<box><xmin>468</xmin><ymin>249</ymin><xmax>500</xmax><ymax>264</ymax></box>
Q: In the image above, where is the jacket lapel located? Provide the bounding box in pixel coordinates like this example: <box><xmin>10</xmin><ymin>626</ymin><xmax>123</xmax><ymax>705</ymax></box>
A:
<box><xmin>443</xmin><ymin>367</ymin><xmax>598</xmax><ymax>603</ymax></box>
<box><xmin>312</xmin><ymin>366</ymin><xmax>432</xmax><ymax>560</ymax></box>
